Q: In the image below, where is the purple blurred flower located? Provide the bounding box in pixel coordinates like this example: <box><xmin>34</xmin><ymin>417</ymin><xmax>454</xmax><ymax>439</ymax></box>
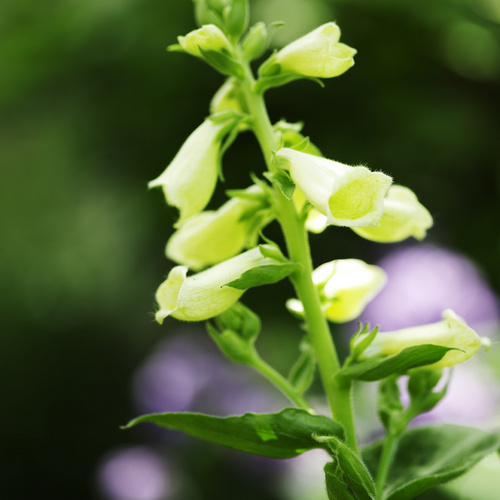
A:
<box><xmin>133</xmin><ymin>328</ymin><xmax>285</xmax><ymax>417</ymax></box>
<box><xmin>361</xmin><ymin>244</ymin><xmax>499</xmax><ymax>330</ymax></box>
<box><xmin>97</xmin><ymin>446</ymin><xmax>173</xmax><ymax>500</ymax></box>
<box><xmin>413</xmin><ymin>363</ymin><xmax>500</xmax><ymax>427</ymax></box>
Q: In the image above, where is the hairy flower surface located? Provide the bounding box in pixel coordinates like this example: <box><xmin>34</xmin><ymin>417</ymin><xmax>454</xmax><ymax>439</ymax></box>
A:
<box><xmin>155</xmin><ymin>246</ymin><xmax>282</xmax><ymax>323</ymax></box>
<box><xmin>166</xmin><ymin>185</ymin><xmax>270</xmax><ymax>270</ymax></box>
<box><xmin>148</xmin><ymin>119</ymin><xmax>225</xmax><ymax>224</ymax></box>
<box><xmin>360</xmin><ymin>309</ymin><xmax>491</xmax><ymax>369</ymax></box>
<box><xmin>287</xmin><ymin>259</ymin><xmax>386</xmax><ymax>323</ymax></box>
<box><xmin>276</xmin><ymin>148</ymin><xmax>392</xmax><ymax>227</ymax></box>
<box><xmin>274</xmin><ymin>22</ymin><xmax>356</xmax><ymax>78</ymax></box>
<box><xmin>352</xmin><ymin>185</ymin><xmax>433</xmax><ymax>243</ymax></box>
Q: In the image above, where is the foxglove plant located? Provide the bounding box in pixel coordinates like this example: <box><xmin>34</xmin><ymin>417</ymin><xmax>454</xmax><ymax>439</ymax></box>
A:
<box><xmin>126</xmin><ymin>1</ymin><xmax>498</xmax><ymax>498</ymax></box>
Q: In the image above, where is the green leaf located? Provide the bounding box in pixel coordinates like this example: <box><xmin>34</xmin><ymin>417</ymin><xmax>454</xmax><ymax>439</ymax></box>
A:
<box><xmin>225</xmin><ymin>262</ymin><xmax>300</xmax><ymax>289</ymax></box>
<box><xmin>321</xmin><ymin>436</ymin><xmax>375</xmax><ymax>500</ymax></box>
<box><xmin>264</xmin><ymin>170</ymin><xmax>295</xmax><ymax>199</ymax></box>
<box><xmin>124</xmin><ymin>408</ymin><xmax>344</xmax><ymax>458</ymax></box>
<box><xmin>363</xmin><ymin>424</ymin><xmax>500</xmax><ymax>500</ymax></box>
<box><xmin>336</xmin><ymin>345</ymin><xmax>457</xmax><ymax>382</ymax></box>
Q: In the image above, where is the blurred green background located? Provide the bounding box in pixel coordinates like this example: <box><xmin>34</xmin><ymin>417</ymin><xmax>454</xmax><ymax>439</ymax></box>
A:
<box><xmin>2</xmin><ymin>0</ymin><xmax>500</xmax><ymax>498</ymax></box>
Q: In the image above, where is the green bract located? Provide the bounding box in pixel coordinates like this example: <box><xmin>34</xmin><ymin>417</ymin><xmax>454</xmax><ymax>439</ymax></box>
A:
<box><xmin>276</xmin><ymin>148</ymin><xmax>392</xmax><ymax>227</ymax></box>
<box><xmin>148</xmin><ymin>118</ymin><xmax>225</xmax><ymax>224</ymax></box>
<box><xmin>287</xmin><ymin>259</ymin><xmax>386</xmax><ymax>323</ymax></box>
<box><xmin>352</xmin><ymin>185</ymin><xmax>433</xmax><ymax>243</ymax></box>
<box><xmin>166</xmin><ymin>185</ymin><xmax>272</xmax><ymax>270</ymax></box>
<box><xmin>358</xmin><ymin>309</ymin><xmax>491</xmax><ymax>369</ymax></box>
<box><xmin>271</xmin><ymin>22</ymin><xmax>356</xmax><ymax>78</ymax></box>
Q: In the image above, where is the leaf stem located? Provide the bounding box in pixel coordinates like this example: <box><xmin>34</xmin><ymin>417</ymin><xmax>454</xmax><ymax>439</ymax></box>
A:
<box><xmin>252</xmin><ymin>355</ymin><xmax>314</xmax><ymax>412</ymax></box>
<box><xmin>375</xmin><ymin>432</ymin><xmax>399</xmax><ymax>499</ymax></box>
<box><xmin>236</xmin><ymin>59</ymin><xmax>359</xmax><ymax>453</ymax></box>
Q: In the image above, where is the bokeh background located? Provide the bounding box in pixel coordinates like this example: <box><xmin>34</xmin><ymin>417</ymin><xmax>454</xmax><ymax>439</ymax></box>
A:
<box><xmin>2</xmin><ymin>0</ymin><xmax>500</xmax><ymax>498</ymax></box>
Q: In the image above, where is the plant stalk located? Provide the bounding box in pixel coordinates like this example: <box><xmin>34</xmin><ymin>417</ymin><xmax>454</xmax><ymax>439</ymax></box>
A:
<box><xmin>236</xmin><ymin>61</ymin><xmax>358</xmax><ymax>453</ymax></box>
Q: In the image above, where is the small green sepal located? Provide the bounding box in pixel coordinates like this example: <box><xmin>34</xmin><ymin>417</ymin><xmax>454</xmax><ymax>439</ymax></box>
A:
<box><xmin>199</xmin><ymin>47</ymin><xmax>243</xmax><ymax>77</ymax></box>
<box><xmin>319</xmin><ymin>435</ymin><xmax>376</xmax><ymax>500</ymax></box>
<box><xmin>207</xmin><ymin>323</ymin><xmax>256</xmax><ymax>365</ymax></box>
<box><xmin>264</xmin><ymin>170</ymin><xmax>295</xmax><ymax>200</ymax></box>
<box><xmin>336</xmin><ymin>344</ymin><xmax>457</xmax><ymax>382</ymax></box>
<box><xmin>215</xmin><ymin>302</ymin><xmax>261</xmax><ymax>342</ymax></box>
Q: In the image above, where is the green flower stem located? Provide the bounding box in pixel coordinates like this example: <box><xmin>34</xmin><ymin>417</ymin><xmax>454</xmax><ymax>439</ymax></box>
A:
<box><xmin>236</xmin><ymin>61</ymin><xmax>358</xmax><ymax>453</ymax></box>
<box><xmin>252</xmin><ymin>355</ymin><xmax>314</xmax><ymax>412</ymax></box>
<box><xmin>375</xmin><ymin>432</ymin><xmax>399</xmax><ymax>499</ymax></box>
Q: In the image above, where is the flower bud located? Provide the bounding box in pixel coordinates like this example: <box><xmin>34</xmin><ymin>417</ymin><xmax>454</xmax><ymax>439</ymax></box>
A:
<box><xmin>360</xmin><ymin>309</ymin><xmax>491</xmax><ymax>369</ymax></box>
<box><xmin>148</xmin><ymin>119</ymin><xmax>225</xmax><ymax>224</ymax></box>
<box><xmin>276</xmin><ymin>148</ymin><xmax>392</xmax><ymax>227</ymax></box>
<box><xmin>166</xmin><ymin>185</ymin><xmax>271</xmax><ymax>270</ymax></box>
<box><xmin>287</xmin><ymin>259</ymin><xmax>386</xmax><ymax>323</ymax></box>
<box><xmin>272</xmin><ymin>22</ymin><xmax>356</xmax><ymax>78</ymax></box>
<box><xmin>352</xmin><ymin>185</ymin><xmax>433</xmax><ymax>243</ymax></box>
<box><xmin>178</xmin><ymin>24</ymin><xmax>232</xmax><ymax>58</ymax></box>
<box><xmin>154</xmin><ymin>246</ymin><xmax>283</xmax><ymax>323</ymax></box>
<box><xmin>210</xmin><ymin>78</ymin><xmax>246</xmax><ymax>115</ymax></box>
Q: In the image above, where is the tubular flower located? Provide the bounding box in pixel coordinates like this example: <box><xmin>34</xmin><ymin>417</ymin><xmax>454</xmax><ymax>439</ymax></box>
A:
<box><xmin>166</xmin><ymin>185</ymin><xmax>272</xmax><ymax>270</ymax></box>
<box><xmin>359</xmin><ymin>309</ymin><xmax>491</xmax><ymax>369</ymax></box>
<box><xmin>154</xmin><ymin>246</ymin><xmax>281</xmax><ymax>323</ymax></box>
<box><xmin>273</xmin><ymin>22</ymin><xmax>356</xmax><ymax>78</ymax></box>
<box><xmin>148</xmin><ymin>119</ymin><xmax>225</xmax><ymax>224</ymax></box>
<box><xmin>178</xmin><ymin>24</ymin><xmax>232</xmax><ymax>58</ymax></box>
<box><xmin>352</xmin><ymin>185</ymin><xmax>433</xmax><ymax>243</ymax></box>
<box><xmin>276</xmin><ymin>148</ymin><xmax>392</xmax><ymax>227</ymax></box>
<box><xmin>287</xmin><ymin>259</ymin><xmax>387</xmax><ymax>323</ymax></box>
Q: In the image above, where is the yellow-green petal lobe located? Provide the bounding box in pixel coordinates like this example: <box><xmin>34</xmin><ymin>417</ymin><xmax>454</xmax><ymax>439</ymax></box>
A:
<box><xmin>274</xmin><ymin>22</ymin><xmax>356</xmax><ymax>78</ymax></box>
<box><xmin>361</xmin><ymin>309</ymin><xmax>491</xmax><ymax>369</ymax></box>
<box><xmin>352</xmin><ymin>185</ymin><xmax>433</xmax><ymax>243</ymax></box>
<box><xmin>276</xmin><ymin>148</ymin><xmax>392</xmax><ymax>227</ymax></box>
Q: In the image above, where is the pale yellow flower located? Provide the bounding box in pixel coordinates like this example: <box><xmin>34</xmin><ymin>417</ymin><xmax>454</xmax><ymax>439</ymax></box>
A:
<box><xmin>287</xmin><ymin>259</ymin><xmax>386</xmax><ymax>323</ymax></box>
<box><xmin>352</xmin><ymin>185</ymin><xmax>433</xmax><ymax>243</ymax></box>
<box><xmin>148</xmin><ymin>119</ymin><xmax>224</xmax><ymax>224</ymax></box>
<box><xmin>155</xmin><ymin>246</ymin><xmax>283</xmax><ymax>323</ymax></box>
<box><xmin>274</xmin><ymin>23</ymin><xmax>356</xmax><ymax>78</ymax></box>
<box><xmin>276</xmin><ymin>148</ymin><xmax>392</xmax><ymax>227</ymax></box>
<box><xmin>360</xmin><ymin>309</ymin><xmax>491</xmax><ymax>369</ymax></box>
<box><xmin>166</xmin><ymin>185</ymin><xmax>271</xmax><ymax>270</ymax></box>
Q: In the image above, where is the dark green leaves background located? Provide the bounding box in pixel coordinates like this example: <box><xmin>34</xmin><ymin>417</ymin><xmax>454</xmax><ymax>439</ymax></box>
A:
<box><xmin>2</xmin><ymin>0</ymin><xmax>500</xmax><ymax>498</ymax></box>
